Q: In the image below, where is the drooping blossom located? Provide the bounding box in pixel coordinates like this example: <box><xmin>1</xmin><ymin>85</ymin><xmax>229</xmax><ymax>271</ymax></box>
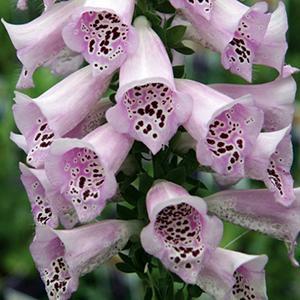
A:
<box><xmin>45</xmin><ymin>124</ymin><xmax>133</xmax><ymax>223</ymax></box>
<box><xmin>30</xmin><ymin>220</ymin><xmax>141</xmax><ymax>299</ymax></box>
<box><xmin>20</xmin><ymin>163</ymin><xmax>78</xmax><ymax>229</ymax></box>
<box><xmin>211</xmin><ymin>66</ymin><xmax>297</xmax><ymax>131</ymax></box>
<box><xmin>62</xmin><ymin>0</ymin><xmax>136</xmax><ymax>76</ymax></box>
<box><xmin>171</xmin><ymin>0</ymin><xmax>288</xmax><ymax>81</ymax></box>
<box><xmin>205</xmin><ymin>188</ymin><xmax>300</xmax><ymax>266</ymax></box>
<box><xmin>106</xmin><ymin>16</ymin><xmax>192</xmax><ymax>154</ymax></box>
<box><xmin>141</xmin><ymin>181</ymin><xmax>223</xmax><ymax>284</ymax></box>
<box><xmin>3</xmin><ymin>0</ymin><xmax>85</xmax><ymax>88</ymax></box>
<box><xmin>197</xmin><ymin>248</ymin><xmax>268</xmax><ymax>300</ymax></box>
<box><xmin>12</xmin><ymin>66</ymin><xmax>111</xmax><ymax>168</ymax></box>
<box><xmin>11</xmin><ymin>96</ymin><xmax>112</xmax><ymax>155</ymax></box>
<box><xmin>175</xmin><ymin>79</ymin><xmax>263</xmax><ymax>178</ymax></box>
<box><xmin>215</xmin><ymin>126</ymin><xmax>294</xmax><ymax>207</ymax></box>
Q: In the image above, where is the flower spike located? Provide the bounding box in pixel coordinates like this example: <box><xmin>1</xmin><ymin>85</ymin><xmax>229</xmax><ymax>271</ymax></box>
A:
<box><xmin>176</xmin><ymin>79</ymin><xmax>263</xmax><ymax>178</ymax></box>
<box><xmin>197</xmin><ymin>248</ymin><xmax>268</xmax><ymax>300</ymax></box>
<box><xmin>205</xmin><ymin>188</ymin><xmax>300</xmax><ymax>266</ymax></box>
<box><xmin>62</xmin><ymin>0</ymin><xmax>136</xmax><ymax>76</ymax></box>
<box><xmin>30</xmin><ymin>220</ymin><xmax>141</xmax><ymax>299</ymax></box>
<box><xmin>106</xmin><ymin>16</ymin><xmax>192</xmax><ymax>154</ymax></box>
<box><xmin>17</xmin><ymin>0</ymin><xmax>55</xmax><ymax>11</ymax></box>
<box><xmin>12</xmin><ymin>66</ymin><xmax>111</xmax><ymax>168</ymax></box>
<box><xmin>45</xmin><ymin>124</ymin><xmax>133</xmax><ymax>223</ymax></box>
<box><xmin>141</xmin><ymin>181</ymin><xmax>223</xmax><ymax>284</ymax></box>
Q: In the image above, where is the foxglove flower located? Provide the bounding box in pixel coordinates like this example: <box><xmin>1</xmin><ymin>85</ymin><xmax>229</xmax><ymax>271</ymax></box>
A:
<box><xmin>3</xmin><ymin>0</ymin><xmax>85</xmax><ymax>88</ymax></box>
<box><xmin>106</xmin><ymin>16</ymin><xmax>192</xmax><ymax>154</ymax></box>
<box><xmin>172</xmin><ymin>1</ymin><xmax>288</xmax><ymax>81</ymax></box>
<box><xmin>215</xmin><ymin>126</ymin><xmax>294</xmax><ymax>206</ymax></box>
<box><xmin>245</xmin><ymin>126</ymin><xmax>294</xmax><ymax>206</ymax></box>
<box><xmin>45</xmin><ymin>124</ymin><xmax>133</xmax><ymax>223</ymax></box>
<box><xmin>62</xmin><ymin>0</ymin><xmax>136</xmax><ymax>76</ymax></box>
<box><xmin>197</xmin><ymin>248</ymin><xmax>268</xmax><ymax>300</ymax></box>
<box><xmin>211</xmin><ymin>67</ymin><xmax>297</xmax><ymax>131</ymax></box>
<box><xmin>20</xmin><ymin>163</ymin><xmax>78</xmax><ymax>229</ymax></box>
<box><xmin>176</xmin><ymin>79</ymin><xmax>263</xmax><ymax>177</ymax></box>
<box><xmin>11</xmin><ymin>97</ymin><xmax>112</xmax><ymax>154</ymax></box>
<box><xmin>12</xmin><ymin>66</ymin><xmax>111</xmax><ymax>168</ymax></box>
<box><xmin>141</xmin><ymin>181</ymin><xmax>223</xmax><ymax>284</ymax></box>
<box><xmin>205</xmin><ymin>188</ymin><xmax>300</xmax><ymax>266</ymax></box>
<box><xmin>30</xmin><ymin>220</ymin><xmax>141</xmax><ymax>299</ymax></box>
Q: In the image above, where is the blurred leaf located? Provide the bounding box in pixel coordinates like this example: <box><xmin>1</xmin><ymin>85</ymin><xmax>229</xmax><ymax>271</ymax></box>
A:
<box><xmin>116</xmin><ymin>262</ymin><xmax>135</xmax><ymax>273</ymax></box>
<box><xmin>167</xmin><ymin>25</ymin><xmax>187</xmax><ymax>47</ymax></box>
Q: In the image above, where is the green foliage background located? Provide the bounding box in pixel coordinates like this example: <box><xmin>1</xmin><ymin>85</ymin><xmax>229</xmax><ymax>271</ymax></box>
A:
<box><xmin>0</xmin><ymin>0</ymin><xmax>299</xmax><ymax>299</ymax></box>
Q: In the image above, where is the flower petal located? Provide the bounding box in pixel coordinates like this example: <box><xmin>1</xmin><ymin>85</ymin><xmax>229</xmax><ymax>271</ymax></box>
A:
<box><xmin>106</xmin><ymin>17</ymin><xmax>192</xmax><ymax>154</ymax></box>
<box><xmin>205</xmin><ymin>188</ymin><xmax>300</xmax><ymax>266</ymax></box>
<box><xmin>141</xmin><ymin>181</ymin><xmax>223</xmax><ymax>284</ymax></box>
<box><xmin>12</xmin><ymin>66</ymin><xmax>111</xmax><ymax>168</ymax></box>
<box><xmin>210</xmin><ymin>69</ymin><xmax>297</xmax><ymax>131</ymax></box>
<box><xmin>45</xmin><ymin>124</ymin><xmax>133</xmax><ymax>223</ymax></box>
<box><xmin>197</xmin><ymin>248</ymin><xmax>268</xmax><ymax>300</ymax></box>
<box><xmin>62</xmin><ymin>0</ymin><xmax>136</xmax><ymax>76</ymax></box>
<box><xmin>176</xmin><ymin>79</ymin><xmax>263</xmax><ymax>177</ymax></box>
<box><xmin>245</xmin><ymin>126</ymin><xmax>295</xmax><ymax>206</ymax></box>
<box><xmin>30</xmin><ymin>220</ymin><xmax>140</xmax><ymax>299</ymax></box>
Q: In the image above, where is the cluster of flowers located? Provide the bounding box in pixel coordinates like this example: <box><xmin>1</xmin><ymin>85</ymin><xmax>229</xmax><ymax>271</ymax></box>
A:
<box><xmin>4</xmin><ymin>0</ymin><xmax>299</xmax><ymax>299</ymax></box>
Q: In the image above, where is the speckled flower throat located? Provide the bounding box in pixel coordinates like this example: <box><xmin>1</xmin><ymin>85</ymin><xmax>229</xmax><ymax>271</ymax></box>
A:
<box><xmin>155</xmin><ymin>203</ymin><xmax>204</xmax><ymax>270</ymax></box>
<box><xmin>77</xmin><ymin>11</ymin><xmax>130</xmax><ymax>73</ymax></box>
<box><xmin>62</xmin><ymin>147</ymin><xmax>105</xmax><ymax>213</ymax></box>
<box><xmin>206</xmin><ymin>103</ymin><xmax>257</xmax><ymax>174</ymax></box>
<box><xmin>124</xmin><ymin>83</ymin><xmax>174</xmax><ymax>140</ymax></box>
<box><xmin>27</xmin><ymin>117</ymin><xmax>55</xmax><ymax>168</ymax></box>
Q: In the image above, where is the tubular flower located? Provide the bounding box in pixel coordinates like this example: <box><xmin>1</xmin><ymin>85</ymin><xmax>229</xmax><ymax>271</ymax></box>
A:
<box><xmin>45</xmin><ymin>124</ymin><xmax>133</xmax><ymax>223</ymax></box>
<box><xmin>62</xmin><ymin>0</ymin><xmax>136</xmax><ymax>76</ymax></box>
<box><xmin>197</xmin><ymin>248</ymin><xmax>268</xmax><ymax>300</ymax></box>
<box><xmin>176</xmin><ymin>79</ymin><xmax>263</xmax><ymax>178</ymax></box>
<box><xmin>205</xmin><ymin>188</ymin><xmax>300</xmax><ymax>266</ymax></box>
<box><xmin>12</xmin><ymin>66</ymin><xmax>111</xmax><ymax>168</ymax></box>
<box><xmin>2</xmin><ymin>0</ymin><xmax>85</xmax><ymax>88</ymax></box>
<box><xmin>141</xmin><ymin>181</ymin><xmax>223</xmax><ymax>284</ymax></box>
<box><xmin>20</xmin><ymin>163</ymin><xmax>78</xmax><ymax>229</ymax></box>
<box><xmin>106</xmin><ymin>16</ymin><xmax>192</xmax><ymax>154</ymax></box>
<box><xmin>210</xmin><ymin>67</ymin><xmax>297</xmax><ymax>131</ymax></box>
<box><xmin>172</xmin><ymin>0</ymin><xmax>288</xmax><ymax>81</ymax></box>
<box><xmin>30</xmin><ymin>220</ymin><xmax>141</xmax><ymax>300</ymax></box>
<box><xmin>215</xmin><ymin>126</ymin><xmax>295</xmax><ymax>207</ymax></box>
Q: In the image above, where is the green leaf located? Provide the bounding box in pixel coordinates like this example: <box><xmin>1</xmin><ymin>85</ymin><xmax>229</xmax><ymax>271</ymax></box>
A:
<box><xmin>139</xmin><ymin>173</ymin><xmax>154</xmax><ymax>194</ymax></box>
<box><xmin>173</xmin><ymin>65</ymin><xmax>185</xmax><ymax>78</ymax></box>
<box><xmin>116</xmin><ymin>262</ymin><xmax>135</xmax><ymax>273</ymax></box>
<box><xmin>144</xmin><ymin>287</ymin><xmax>153</xmax><ymax>300</ymax></box>
<box><xmin>175</xmin><ymin>289</ymin><xmax>185</xmax><ymax>300</ymax></box>
<box><xmin>145</xmin><ymin>12</ymin><xmax>162</xmax><ymax>26</ymax></box>
<box><xmin>167</xmin><ymin>25</ymin><xmax>187</xmax><ymax>47</ymax></box>
<box><xmin>165</xmin><ymin>167</ymin><xmax>186</xmax><ymax>185</ymax></box>
<box><xmin>174</xmin><ymin>43</ymin><xmax>195</xmax><ymax>55</ymax></box>
<box><xmin>119</xmin><ymin>253</ymin><xmax>134</xmax><ymax>266</ymax></box>
<box><xmin>122</xmin><ymin>185</ymin><xmax>141</xmax><ymax>205</ymax></box>
<box><xmin>116</xmin><ymin>204</ymin><xmax>137</xmax><ymax>220</ymax></box>
<box><xmin>155</xmin><ymin>1</ymin><xmax>176</xmax><ymax>14</ymax></box>
<box><xmin>187</xmin><ymin>285</ymin><xmax>203</xmax><ymax>298</ymax></box>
